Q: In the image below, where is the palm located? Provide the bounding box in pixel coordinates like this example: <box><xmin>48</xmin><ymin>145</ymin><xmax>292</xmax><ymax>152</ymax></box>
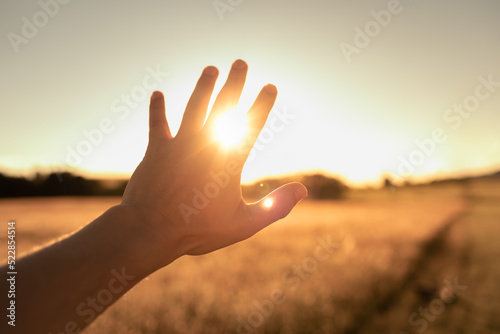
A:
<box><xmin>122</xmin><ymin>60</ymin><xmax>307</xmax><ymax>257</ymax></box>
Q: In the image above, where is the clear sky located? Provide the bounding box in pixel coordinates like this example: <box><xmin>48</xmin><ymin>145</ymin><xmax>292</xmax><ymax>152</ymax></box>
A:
<box><xmin>1</xmin><ymin>0</ymin><xmax>500</xmax><ymax>186</ymax></box>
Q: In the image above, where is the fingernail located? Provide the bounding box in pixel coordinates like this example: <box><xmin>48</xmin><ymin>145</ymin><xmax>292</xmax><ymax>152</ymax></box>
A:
<box><xmin>204</xmin><ymin>66</ymin><xmax>218</xmax><ymax>76</ymax></box>
<box><xmin>233</xmin><ymin>59</ymin><xmax>247</xmax><ymax>70</ymax></box>
<box><xmin>264</xmin><ymin>84</ymin><xmax>277</xmax><ymax>94</ymax></box>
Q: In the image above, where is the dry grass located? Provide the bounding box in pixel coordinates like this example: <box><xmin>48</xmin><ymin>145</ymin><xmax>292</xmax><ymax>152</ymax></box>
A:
<box><xmin>0</xmin><ymin>183</ymin><xmax>472</xmax><ymax>333</ymax></box>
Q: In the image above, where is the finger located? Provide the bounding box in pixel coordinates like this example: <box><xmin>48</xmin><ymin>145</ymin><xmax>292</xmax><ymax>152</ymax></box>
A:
<box><xmin>243</xmin><ymin>182</ymin><xmax>307</xmax><ymax>236</ymax></box>
<box><xmin>149</xmin><ymin>91</ymin><xmax>172</xmax><ymax>141</ymax></box>
<box><xmin>205</xmin><ymin>59</ymin><xmax>248</xmax><ymax>128</ymax></box>
<box><xmin>237</xmin><ymin>84</ymin><xmax>277</xmax><ymax>160</ymax></box>
<box><xmin>178</xmin><ymin>66</ymin><xmax>219</xmax><ymax>137</ymax></box>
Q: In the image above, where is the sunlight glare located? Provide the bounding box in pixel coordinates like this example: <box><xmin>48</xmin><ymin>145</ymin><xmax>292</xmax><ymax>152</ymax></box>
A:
<box><xmin>263</xmin><ymin>198</ymin><xmax>273</xmax><ymax>208</ymax></box>
<box><xmin>215</xmin><ymin>112</ymin><xmax>248</xmax><ymax>147</ymax></box>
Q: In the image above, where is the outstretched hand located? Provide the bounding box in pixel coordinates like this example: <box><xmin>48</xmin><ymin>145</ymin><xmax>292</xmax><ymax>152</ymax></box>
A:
<box><xmin>8</xmin><ymin>60</ymin><xmax>307</xmax><ymax>334</ymax></box>
<box><xmin>121</xmin><ymin>59</ymin><xmax>307</xmax><ymax>266</ymax></box>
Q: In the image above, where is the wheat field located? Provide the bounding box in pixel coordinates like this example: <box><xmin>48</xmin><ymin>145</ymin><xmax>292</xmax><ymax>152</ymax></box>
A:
<box><xmin>1</xmin><ymin>179</ymin><xmax>499</xmax><ymax>333</ymax></box>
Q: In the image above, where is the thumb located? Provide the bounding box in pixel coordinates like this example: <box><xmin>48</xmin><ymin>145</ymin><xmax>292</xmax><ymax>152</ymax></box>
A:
<box><xmin>245</xmin><ymin>182</ymin><xmax>307</xmax><ymax>235</ymax></box>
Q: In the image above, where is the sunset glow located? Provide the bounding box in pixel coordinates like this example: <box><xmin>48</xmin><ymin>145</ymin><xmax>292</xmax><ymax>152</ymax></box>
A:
<box><xmin>214</xmin><ymin>112</ymin><xmax>248</xmax><ymax>148</ymax></box>
<box><xmin>1</xmin><ymin>1</ymin><xmax>499</xmax><ymax>187</ymax></box>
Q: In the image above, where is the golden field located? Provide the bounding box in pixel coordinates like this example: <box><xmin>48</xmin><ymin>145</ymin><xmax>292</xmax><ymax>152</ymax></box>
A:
<box><xmin>1</xmin><ymin>178</ymin><xmax>499</xmax><ymax>333</ymax></box>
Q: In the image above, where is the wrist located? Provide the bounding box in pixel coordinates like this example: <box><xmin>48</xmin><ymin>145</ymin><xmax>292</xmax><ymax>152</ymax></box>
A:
<box><xmin>98</xmin><ymin>205</ymin><xmax>185</xmax><ymax>277</ymax></box>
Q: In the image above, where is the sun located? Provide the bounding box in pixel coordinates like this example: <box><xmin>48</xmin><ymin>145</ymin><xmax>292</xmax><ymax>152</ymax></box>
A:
<box><xmin>214</xmin><ymin>112</ymin><xmax>248</xmax><ymax>147</ymax></box>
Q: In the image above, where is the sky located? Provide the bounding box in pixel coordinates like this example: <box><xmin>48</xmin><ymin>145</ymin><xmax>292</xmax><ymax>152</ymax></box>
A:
<box><xmin>1</xmin><ymin>0</ymin><xmax>500</xmax><ymax>187</ymax></box>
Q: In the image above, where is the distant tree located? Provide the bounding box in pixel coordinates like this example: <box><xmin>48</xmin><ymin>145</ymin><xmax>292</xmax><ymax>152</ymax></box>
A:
<box><xmin>0</xmin><ymin>173</ymin><xmax>34</xmax><ymax>197</ymax></box>
<box><xmin>383</xmin><ymin>176</ymin><xmax>394</xmax><ymax>189</ymax></box>
<box><xmin>301</xmin><ymin>174</ymin><xmax>346</xmax><ymax>200</ymax></box>
<box><xmin>0</xmin><ymin>172</ymin><xmax>127</xmax><ymax>198</ymax></box>
<box><xmin>241</xmin><ymin>174</ymin><xmax>347</xmax><ymax>201</ymax></box>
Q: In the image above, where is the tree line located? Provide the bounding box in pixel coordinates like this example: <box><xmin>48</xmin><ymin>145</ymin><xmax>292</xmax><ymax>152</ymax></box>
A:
<box><xmin>0</xmin><ymin>172</ymin><xmax>348</xmax><ymax>199</ymax></box>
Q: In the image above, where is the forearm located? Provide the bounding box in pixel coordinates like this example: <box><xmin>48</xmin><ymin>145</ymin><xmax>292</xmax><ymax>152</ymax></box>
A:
<box><xmin>0</xmin><ymin>59</ymin><xmax>305</xmax><ymax>333</ymax></box>
<box><xmin>9</xmin><ymin>205</ymin><xmax>180</xmax><ymax>333</ymax></box>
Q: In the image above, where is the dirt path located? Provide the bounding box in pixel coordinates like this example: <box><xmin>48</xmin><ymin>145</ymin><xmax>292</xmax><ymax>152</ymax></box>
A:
<box><xmin>444</xmin><ymin>179</ymin><xmax>500</xmax><ymax>333</ymax></box>
<box><xmin>355</xmin><ymin>178</ymin><xmax>500</xmax><ymax>334</ymax></box>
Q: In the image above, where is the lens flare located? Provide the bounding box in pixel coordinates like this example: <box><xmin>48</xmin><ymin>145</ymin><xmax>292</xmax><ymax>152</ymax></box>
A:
<box><xmin>215</xmin><ymin>112</ymin><xmax>248</xmax><ymax>147</ymax></box>
<box><xmin>263</xmin><ymin>198</ymin><xmax>273</xmax><ymax>208</ymax></box>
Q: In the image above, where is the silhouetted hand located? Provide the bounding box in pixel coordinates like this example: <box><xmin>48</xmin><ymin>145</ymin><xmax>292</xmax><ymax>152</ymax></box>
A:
<box><xmin>121</xmin><ymin>59</ymin><xmax>307</xmax><ymax>265</ymax></box>
<box><xmin>7</xmin><ymin>60</ymin><xmax>307</xmax><ymax>334</ymax></box>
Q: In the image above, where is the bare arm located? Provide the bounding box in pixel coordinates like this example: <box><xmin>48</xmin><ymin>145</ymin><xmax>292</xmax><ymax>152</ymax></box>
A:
<box><xmin>2</xmin><ymin>60</ymin><xmax>307</xmax><ymax>333</ymax></box>
<box><xmin>10</xmin><ymin>206</ymin><xmax>162</xmax><ymax>333</ymax></box>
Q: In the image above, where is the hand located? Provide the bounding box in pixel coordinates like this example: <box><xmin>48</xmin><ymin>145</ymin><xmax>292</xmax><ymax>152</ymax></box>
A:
<box><xmin>120</xmin><ymin>59</ymin><xmax>307</xmax><ymax>268</ymax></box>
